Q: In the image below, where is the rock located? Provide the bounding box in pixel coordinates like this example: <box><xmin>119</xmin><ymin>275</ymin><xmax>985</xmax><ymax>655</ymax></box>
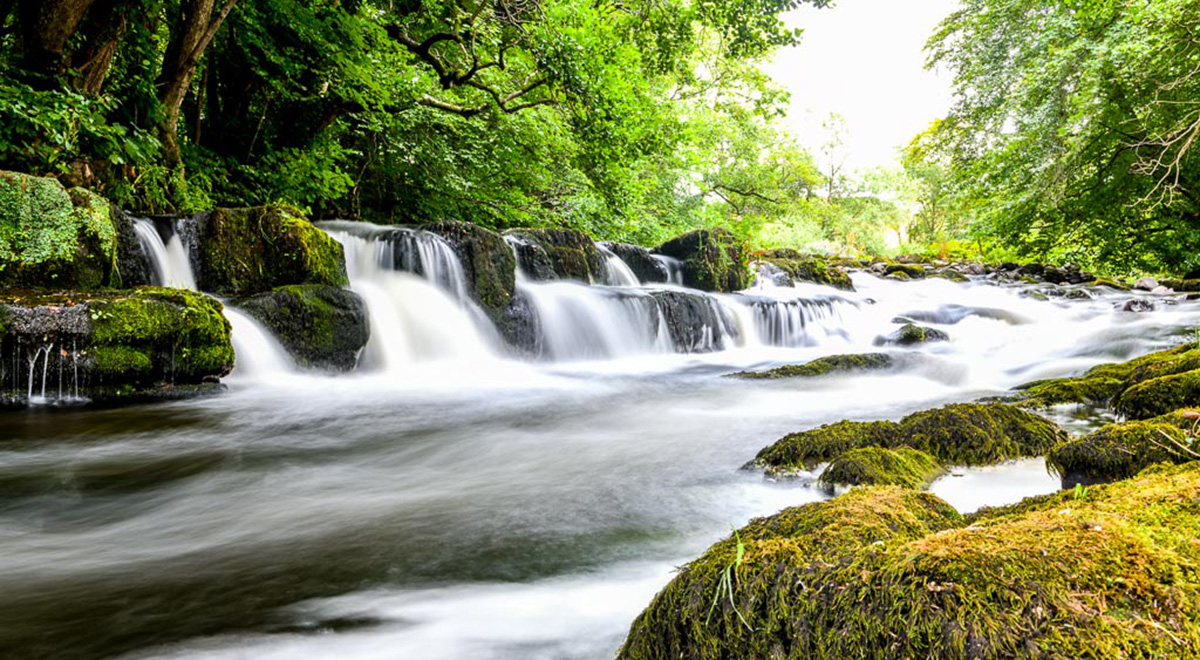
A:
<box><xmin>1047</xmin><ymin>409</ymin><xmax>1200</xmax><ymax>486</ymax></box>
<box><xmin>756</xmin><ymin>249</ymin><xmax>853</xmax><ymax>291</ymax></box>
<box><xmin>504</xmin><ymin>228</ymin><xmax>606</xmax><ymax>283</ymax></box>
<box><xmin>427</xmin><ymin>221</ymin><xmax>518</xmax><ymax>343</ymax></box>
<box><xmin>884</xmin><ymin>263</ymin><xmax>926</xmax><ymax>279</ymax></box>
<box><xmin>234</xmin><ymin>285</ymin><xmax>369</xmax><ymax>371</ymax></box>
<box><xmin>1114</xmin><ymin>368</ymin><xmax>1200</xmax><ymax>420</ymax></box>
<box><xmin>1120</xmin><ymin>299</ymin><xmax>1155</xmax><ymax>313</ymax></box>
<box><xmin>1133</xmin><ymin>276</ymin><xmax>1159</xmax><ymax>291</ymax></box>
<box><xmin>190</xmin><ymin>205</ymin><xmax>348</xmax><ymax>296</ymax></box>
<box><xmin>964</xmin><ymin>262</ymin><xmax>985</xmax><ymax>275</ymax></box>
<box><xmin>646</xmin><ymin>289</ymin><xmax>738</xmax><ymax>353</ymax></box>
<box><xmin>0</xmin><ymin>171</ymin><xmax>147</xmax><ymax>289</ymax></box>
<box><xmin>1062</xmin><ymin>287</ymin><xmax>1093</xmax><ymax>300</ymax></box>
<box><xmin>0</xmin><ymin>288</ymin><xmax>233</xmax><ymax>405</ymax></box>
<box><xmin>1090</xmin><ymin>277</ymin><xmax>1128</xmax><ymax>290</ymax></box>
<box><xmin>818</xmin><ymin>447</ymin><xmax>944</xmax><ymax>490</ymax></box>
<box><xmin>603</xmin><ymin>242</ymin><xmax>667</xmax><ymax>283</ymax></box>
<box><xmin>751</xmin><ymin>402</ymin><xmax>1064</xmax><ymax>475</ymax></box>
<box><xmin>619</xmin><ymin>463</ymin><xmax>1200</xmax><ymax>660</ymax></box>
<box><xmin>1160</xmin><ymin>278</ymin><xmax>1200</xmax><ymax>292</ymax></box>
<box><xmin>1152</xmin><ymin>285</ymin><xmax>1171</xmax><ymax>294</ymax></box>
<box><xmin>729</xmin><ymin>353</ymin><xmax>895</xmax><ymax>379</ymax></box>
<box><xmin>1014</xmin><ymin>341</ymin><xmax>1200</xmax><ymax>410</ymax></box>
<box><xmin>873</xmin><ymin>323</ymin><xmax>949</xmax><ymax>346</ymax></box>
<box><xmin>655</xmin><ymin>228</ymin><xmax>748</xmax><ymax>293</ymax></box>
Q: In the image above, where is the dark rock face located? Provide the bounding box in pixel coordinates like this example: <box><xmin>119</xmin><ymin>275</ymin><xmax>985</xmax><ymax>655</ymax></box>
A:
<box><xmin>112</xmin><ymin>210</ymin><xmax>153</xmax><ymax>287</ymax></box>
<box><xmin>189</xmin><ymin>205</ymin><xmax>349</xmax><ymax>296</ymax></box>
<box><xmin>655</xmin><ymin>228</ymin><xmax>748</xmax><ymax>293</ymax></box>
<box><xmin>427</xmin><ymin>221</ymin><xmax>519</xmax><ymax>343</ymax></box>
<box><xmin>647</xmin><ymin>289</ymin><xmax>738</xmax><ymax>352</ymax></box>
<box><xmin>604</xmin><ymin>242</ymin><xmax>668</xmax><ymax>283</ymax></box>
<box><xmin>0</xmin><ymin>288</ymin><xmax>234</xmax><ymax>406</ymax></box>
<box><xmin>504</xmin><ymin>228</ymin><xmax>607</xmax><ymax>283</ymax></box>
<box><xmin>874</xmin><ymin>323</ymin><xmax>949</xmax><ymax>346</ymax></box>
<box><xmin>235</xmin><ymin>285</ymin><xmax>369</xmax><ymax>371</ymax></box>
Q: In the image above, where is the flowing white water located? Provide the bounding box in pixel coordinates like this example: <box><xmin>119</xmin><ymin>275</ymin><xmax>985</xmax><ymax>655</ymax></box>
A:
<box><xmin>596</xmin><ymin>244</ymin><xmax>640</xmax><ymax>287</ymax></box>
<box><xmin>4</xmin><ymin>238</ymin><xmax>1200</xmax><ymax>659</ymax></box>
<box><xmin>132</xmin><ymin>219</ymin><xmax>197</xmax><ymax>290</ymax></box>
<box><xmin>651</xmin><ymin>254</ymin><xmax>684</xmax><ymax>286</ymax></box>
<box><xmin>224</xmin><ymin>308</ymin><xmax>296</xmax><ymax>379</ymax></box>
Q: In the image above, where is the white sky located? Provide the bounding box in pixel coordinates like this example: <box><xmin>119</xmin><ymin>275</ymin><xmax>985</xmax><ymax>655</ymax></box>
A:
<box><xmin>766</xmin><ymin>0</ymin><xmax>960</xmax><ymax>172</ymax></box>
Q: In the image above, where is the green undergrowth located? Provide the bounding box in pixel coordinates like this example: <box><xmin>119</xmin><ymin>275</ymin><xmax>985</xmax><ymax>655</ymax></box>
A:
<box><xmin>753</xmin><ymin>403</ymin><xmax>1064</xmax><ymax>474</ymax></box>
<box><xmin>818</xmin><ymin>447</ymin><xmax>944</xmax><ymax>490</ymax></box>
<box><xmin>729</xmin><ymin>353</ymin><xmax>893</xmax><ymax>379</ymax></box>
<box><xmin>618</xmin><ymin>462</ymin><xmax>1200</xmax><ymax>660</ymax></box>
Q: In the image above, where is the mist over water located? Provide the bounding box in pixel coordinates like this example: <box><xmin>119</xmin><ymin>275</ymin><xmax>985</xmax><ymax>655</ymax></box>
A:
<box><xmin>3</xmin><ymin>226</ymin><xmax>1198</xmax><ymax>659</ymax></box>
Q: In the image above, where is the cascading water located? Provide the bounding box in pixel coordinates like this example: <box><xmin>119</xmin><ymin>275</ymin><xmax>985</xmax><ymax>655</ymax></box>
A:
<box><xmin>517</xmin><ymin>281</ymin><xmax>675</xmax><ymax>360</ymax></box>
<box><xmin>319</xmin><ymin>221</ymin><xmax>499</xmax><ymax>371</ymax></box>
<box><xmin>651</xmin><ymin>254</ymin><xmax>684</xmax><ymax>286</ymax></box>
<box><xmin>596</xmin><ymin>244</ymin><xmax>640</xmax><ymax>287</ymax></box>
<box><xmin>132</xmin><ymin>219</ymin><xmax>197</xmax><ymax>290</ymax></box>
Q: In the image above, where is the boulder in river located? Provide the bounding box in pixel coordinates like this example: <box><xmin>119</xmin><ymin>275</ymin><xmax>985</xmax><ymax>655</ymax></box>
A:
<box><xmin>1115</xmin><ymin>368</ymin><xmax>1200</xmax><ymax>420</ymax></box>
<box><xmin>1015</xmin><ymin>341</ymin><xmax>1200</xmax><ymax>411</ymax></box>
<box><xmin>603</xmin><ymin>242</ymin><xmax>667</xmax><ymax>284</ymax></box>
<box><xmin>655</xmin><ymin>228</ymin><xmax>748</xmax><ymax>293</ymax></box>
<box><xmin>0</xmin><ymin>288</ymin><xmax>233</xmax><ymax>405</ymax></box>
<box><xmin>755</xmin><ymin>249</ymin><xmax>853</xmax><ymax>291</ymax></box>
<box><xmin>619</xmin><ymin>462</ymin><xmax>1200</xmax><ymax>660</ymax></box>
<box><xmin>234</xmin><ymin>285</ymin><xmax>369</xmax><ymax>371</ymax></box>
<box><xmin>428</xmin><ymin>221</ymin><xmax>518</xmax><ymax>340</ymax></box>
<box><xmin>190</xmin><ymin>205</ymin><xmax>348</xmax><ymax>296</ymax></box>
<box><xmin>1133</xmin><ymin>276</ymin><xmax>1160</xmax><ymax>291</ymax></box>
<box><xmin>1047</xmin><ymin>409</ymin><xmax>1200</xmax><ymax>487</ymax></box>
<box><xmin>873</xmin><ymin>323</ymin><xmax>949</xmax><ymax>346</ymax></box>
<box><xmin>504</xmin><ymin>227</ymin><xmax>606</xmax><ymax>283</ymax></box>
<box><xmin>818</xmin><ymin>447</ymin><xmax>944</xmax><ymax>490</ymax></box>
<box><xmin>729</xmin><ymin>353</ymin><xmax>894</xmax><ymax>379</ymax></box>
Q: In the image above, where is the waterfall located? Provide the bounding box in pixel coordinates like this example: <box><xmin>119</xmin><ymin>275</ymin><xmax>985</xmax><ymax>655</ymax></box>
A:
<box><xmin>732</xmin><ymin>295</ymin><xmax>852</xmax><ymax>347</ymax></box>
<box><xmin>518</xmin><ymin>281</ymin><xmax>674</xmax><ymax>360</ymax></box>
<box><xmin>224</xmin><ymin>308</ymin><xmax>295</xmax><ymax>379</ymax></box>
<box><xmin>319</xmin><ymin>221</ymin><xmax>499</xmax><ymax>371</ymax></box>
<box><xmin>652</xmin><ymin>255</ymin><xmax>684</xmax><ymax>286</ymax></box>
<box><xmin>133</xmin><ymin>219</ymin><xmax>197</xmax><ymax>290</ymax></box>
<box><xmin>597</xmin><ymin>244</ymin><xmax>640</xmax><ymax>287</ymax></box>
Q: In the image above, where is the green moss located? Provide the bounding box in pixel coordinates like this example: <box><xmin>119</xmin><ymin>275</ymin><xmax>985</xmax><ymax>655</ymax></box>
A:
<box><xmin>235</xmin><ymin>284</ymin><xmax>368</xmax><ymax>371</ymax></box>
<box><xmin>1015</xmin><ymin>374</ymin><xmax>1125</xmax><ymax>409</ymax></box>
<box><xmin>757</xmin><ymin>250</ymin><xmax>854</xmax><ymax>291</ymax></box>
<box><xmin>657</xmin><ymin>228</ymin><xmax>748</xmax><ymax>292</ymax></box>
<box><xmin>1115</xmin><ymin>369</ymin><xmax>1200</xmax><ymax>420</ymax></box>
<box><xmin>754</xmin><ymin>403</ymin><xmax>1065</xmax><ymax>473</ymax></box>
<box><xmin>730</xmin><ymin>353</ymin><xmax>893</xmax><ymax>379</ymax></box>
<box><xmin>1014</xmin><ymin>342</ymin><xmax>1200</xmax><ymax>410</ymax></box>
<box><xmin>89</xmin><ymin>345</ymin><xmax>153</xmax><ymax>376</ymax></box>
<box><xmin>1047</xmin><ymin>409</ymin><xmax>1200</xmax><ymax>485</ymax></box>
<box><xmin>929</xmin><ymin>270</ymin><xmax>969</xmax><ymax>283</ymax></box>
<box><xmin>1090</xmin><ymin>277</ymin><xmax>1129</xmax><ymax>290</ymax></box>
<box><xmin>1161</xmin><ymin>279</ymin><xmax>1200</xmax><ymax>292</ymax></box>
<box><xmin>504</xmin><ymin>227</ymin><xmax>605</xmax><ymax>283</ymax></box>
<box><xmin>874</xmin><ymin>323</ymin><xmax>949</xmax><ymax>346</ymax></box>
<box><xmin>885</xmin><ymin>263</ymin><xmax>926</xmax><ymax>279</ymax></box>
<box><xmin>196</xmin><ymin>205</ymin><xmax>348</xmax><ymax>295</ymax></box>
<box><xmin>819</xmin><ymin>447</ymin><xmax>944</xmax><ymax>489</ymax></box>
<box><xmin>620</xmin><ymin>463</ymin><xmax>1200</xmax><ymax>660</ymax></box>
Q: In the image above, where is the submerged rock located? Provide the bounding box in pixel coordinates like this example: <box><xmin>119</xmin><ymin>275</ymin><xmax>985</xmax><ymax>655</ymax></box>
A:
<box><xmin>655</xmin><ymin>228</ymin><xmax>748</xmax><ymax>293</ymax></box>
<box><xmin>873</xmin><ymin>322</ymin><xmax>949</xmax><ymax>346</ymax></box>
<box><xmin>729</xmin><ymin>353</ymin><xmax>894</xmax><ymax>379</ymax></box>
<box><xmin>235</xmin><ymin>285</ymin><xmax>369</xmax><ymax>371</ymax></box>
<box><xmin>0</xmin><ymin>172</ymin><xmax>146</xmax><ymax>289</ymax></box>
<box><xmin>818</xmin><ymin>447</ymin><xmax>944</xmax><ymax>490</ymax></box>
<box><xmin>1048</xmin><ymin>409</ymin><xmax>1200</xmax><ymax>486</ymax></box>
<box><xmin>620</xmin><ymin>463</ymin><xmax>1200</xmax><ymax>660</ymax></box>
<box><xmin>752</xmin><ymin>402</ymin><xmax>1064</xmax><ymax>474</ymax></box>
<box><xmin>190</xmin><ymin>205</ymin><xmax>348</xmax><ymax>295</ymax></box>
<box><xmin>504</xmin><ymin>228</ymin><xmax>606</xmax><ymax>283</ymax></box>
<box><xmin>755</xmin><ymin>249</ymin><xmax>853</xmax><ymax>291</ymax></box>
<box><xmin>0</xmin><ymin>288</ymin><xmax>233</xmax><ymax>405</ymax></box>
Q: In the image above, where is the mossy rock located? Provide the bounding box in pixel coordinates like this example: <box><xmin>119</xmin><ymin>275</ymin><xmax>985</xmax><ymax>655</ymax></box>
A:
<box><xmin>234</xmin><ymin>285</ymin><xmax>369</xmax><ymax>372</ymax></box>
<box><xmin>1015</xmin><ymin>342</ymin><xmax>1200</xmax><ymax>411</ymax></box>
<box><xmin>0</xmin><ymin>172</ymin><xmax>131</xmax><ymax>289</ymax></box>
<box><xmin>1160</xmin><ymin>278</ymin><xmax>1200</xmax><ymax>293</ymax></box>
<box><xmin>1090</xmin><ymin>277</ymin><xmax>1129</xmax><ymax>290</ymax></box>
<box><xmin>191</xmin><ymin>205</ymin><xmax>348</xmax><ymax>296</ymax></box>
<box><xmin>884</xmin><ymin>263</ymin><xmax>926</xmax><ymax>279</ymax></box>
<box><xmin>0</xmin><ymin>287</ymin><xmax>233</xmax><ymax>404</ymax></box>
<box><xmin>756</xmin><ymin>249</ymin><xmax>854</xmax><ymax>291</ymax></box>
<box><xmin>620</xmin><ymin>462</ymin><xmax>1200</xmax><ymax>660</ymax></box>
<box><xmin>1047</xmin><ymin>409</ymin><xmax>1200</xmax><ymax>486</ymax></box>
<box><xmin>753</xmin><ymin>403</ymin><xmax>1064</xmax><ymax>473</ymax></box>
<box><xmin>503</xmin><ymin>227</ymin><xmax>605</xmax><ymax>283</ymax></box>
<box><xmin>729</xmin><ymin>353</ymin><xmax>894</xmax><ymax>379</ymax></box>
<box><xmin>819</xmin><ymin>447</ymin><xmax>944</xmax><ymax>490</ymax></box>
<box><xmin>429</xmin><ymin>221</ymin><xmax>518</xmax><ymax>341</ymax></box>
<box><xmin>929</xmin><ymin>269</ymin><xmax>969</xmax><ymax>283</ymax></box>
<box><xmin>655</xmin><ymin>228</ymin><xmax>748</xmax><ymax>293</ymax></box>
<box><xmin>873</xmin><ymin>323</ymin><xmax>949</xmax><ymax>347</ymax></box>
<box><xmin>1115</xmin><ymin>369</ymin><xmax>1200</xmax><ymax>420</ymax></box>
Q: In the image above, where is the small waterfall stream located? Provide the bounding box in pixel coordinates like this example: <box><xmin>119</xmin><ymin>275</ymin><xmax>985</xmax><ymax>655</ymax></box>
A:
<box><xmin>132</xmin><ymin>219</ymin><xmax>197</xmax><ymax>290</ymax></box>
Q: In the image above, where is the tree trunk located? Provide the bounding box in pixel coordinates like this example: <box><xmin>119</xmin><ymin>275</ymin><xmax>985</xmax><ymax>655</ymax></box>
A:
<box><xmin>156</xmin><ymin>0</ymin><xmax>238</xmax><ymax>168</ymax></box>
<box><xmin>70</xmin><ymin>0</ymin><xmax>142</xmax><ymax>95</ymax></box>
<box><xmin>16</xmin><ymin>0</ymin><xmax>99</xmax><ymax>82</ymax></box>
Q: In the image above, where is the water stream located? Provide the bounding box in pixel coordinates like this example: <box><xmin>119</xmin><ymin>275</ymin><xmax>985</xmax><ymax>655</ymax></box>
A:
<box><xmin>2</xmin><ymin>223</ymin><xmax>1199</xmax><ymax>659</ymax></box>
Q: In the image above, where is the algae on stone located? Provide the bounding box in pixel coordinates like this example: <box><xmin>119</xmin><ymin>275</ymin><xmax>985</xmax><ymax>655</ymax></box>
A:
<box><xmin>729</xmin><ymin>353</ymin><xmax>894</xmax><ymax>380</ymax></box>
<box><xmin>818</xmin><ymin>447</ymin><xmax>944</xmax><ymax>490</ymax></box>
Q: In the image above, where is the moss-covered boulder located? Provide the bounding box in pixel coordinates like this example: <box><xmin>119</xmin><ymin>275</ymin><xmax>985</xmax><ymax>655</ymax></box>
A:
<box><xmin>604</xmin><ymin>242</ymin><xmax>667</xmax><ymax>284</ymax></box>
<box><xmin>873</xmin><ymin>323</ymin><xmax>949</xmax><ymax>346</ymax></box>
<box><xmin>190</xmin><ymin>205</ymin><xmax>348</xmax><ymax>296</ymax></box>
<box><xmin>504</xmin><ymin>227</ymin><xmax>606</xmax><ymax>283</ymax></box>
<box><xmin>729</xmin><ymin>353</ymin><xmax>894</xmax><ymax>379</ymax></box>
<box><xmin>1115</xmin><ymin>369</ymin><xmax>1200</xmax><ymax>420</ymax></box>
<box><xmin>1015</xmin><ymin>342</ymin><xmax>1200</xmax><ymax>410</ymax></box>
<box><xmin>1161</xmin><ymin>278</ymin><xmax>1200</xmax><ymax>293</ymax></box>
<box><xmin>234</xmin><ymin>285</ymin><xmax>369</xmax><ymax>371</ymax></box>
<box><xmin>0</xmin><ymin>171</ymin><xmax>145</xmax><ymax>289</ymax></box>
<box><xmin>1047</xmin><ymin>410</ymin><xmax>1199</xmax><ymax>487</ymax></box>
<box><xmin>755</xmin><ymin>249</ymin><xmax>854</xmax><ymax>291</ymax></box>
<box><xmin>0</xmin><ymin>288</ymin><xmax>233</xmax><ymax>405</ymax></box>
<box><xmin>753</xmin><ymin>403</ymin><xmax>1064</xmax><ymax>474</ymax></box>
<box><xmin>655</xmin><ymin>228</ymin><xmax>748</xmax><ymax>293</ymax></box>
<box><xmin>620</xmin><ymin>462</ymin><xmax>1200</xmax><ymax>660</ymax></box>
<box><xmin>428</xmin><ymin>221</ymin><xmax>519</xmax><ymax>340</ymax></box>
<box><xmin>884</xmin><ymin>263</ymin><xmax>926</xmax><ymax>279</ymax></box>
<box><xmin>819</xmin><ymin>447</ymin><xmax>944</xmax><ymax>490</ymax></box>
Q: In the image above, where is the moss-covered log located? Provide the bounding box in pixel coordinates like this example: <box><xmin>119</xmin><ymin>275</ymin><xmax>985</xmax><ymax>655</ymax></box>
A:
<box><xmin>655</xmin><ymin>228</ymin><xmax>748</xmax><ymax>293</ymax></box>
<box><xmin>753</xmin><ymin>403</ymin><xmax>1064</xmax><ymax>474</ymax></box>
<box><xmin>819</xmin><ymin>447</ymin><xmax>944</xmax><ymax>490</ymax></box>
<box><xmin>729</xmin><ymin>353</ymin><xmax>894</xmax><ymax>379</ymax></box>
<box><xmin>620</xmin><ymin>462</ymin><xmax>1200</xmax><ymax>660</ymax></box>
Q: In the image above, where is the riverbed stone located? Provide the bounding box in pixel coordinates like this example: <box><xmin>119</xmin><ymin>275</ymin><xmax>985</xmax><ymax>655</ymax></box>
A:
<box><xmin>603</xmin><ymin>242</ymin><xmax>667</xmax><ymax>284</ymax></box>
<box><xmin>729</xmin><ymin>353</ymin><xmax>895</xmax><ymax>379</ymax></box>
<box><xmin>873</xmin><ymin>323</ymin><xmax>948</xmax><ymax>346</ymax></box>
<box><xmin>428</xmin><ymin>221</ymin><xmax>519</xmax><ymax>343</ymax></box>
<box><xmin>504</xmin><ymin>228</ymin><xmax>606</xmax><ymax>283</ymax></box>
<box><xmin>655</xmin><ymin>228</ymin><xmax>748</xmax><ymax>293</ymax></box>
<box><xmin>756</xmin><ymin>249</ymin><xmax>853</xmax><ymax>291</ymax></box>
<box><xmin>234</xmin><ymin>285</ymin><xmax>369</xmax><ymax>371</ymax></box>
<box><xmin>818</xmin><ymin>447</ymin><xmax>944</xmax><ymax>490</ymax></box>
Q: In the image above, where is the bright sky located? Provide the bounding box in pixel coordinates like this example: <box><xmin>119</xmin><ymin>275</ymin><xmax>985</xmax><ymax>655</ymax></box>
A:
<box><xmin>767</xmin><ymin>0</ymin><xmax>961</xmax><ymax>173</ymax></box>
